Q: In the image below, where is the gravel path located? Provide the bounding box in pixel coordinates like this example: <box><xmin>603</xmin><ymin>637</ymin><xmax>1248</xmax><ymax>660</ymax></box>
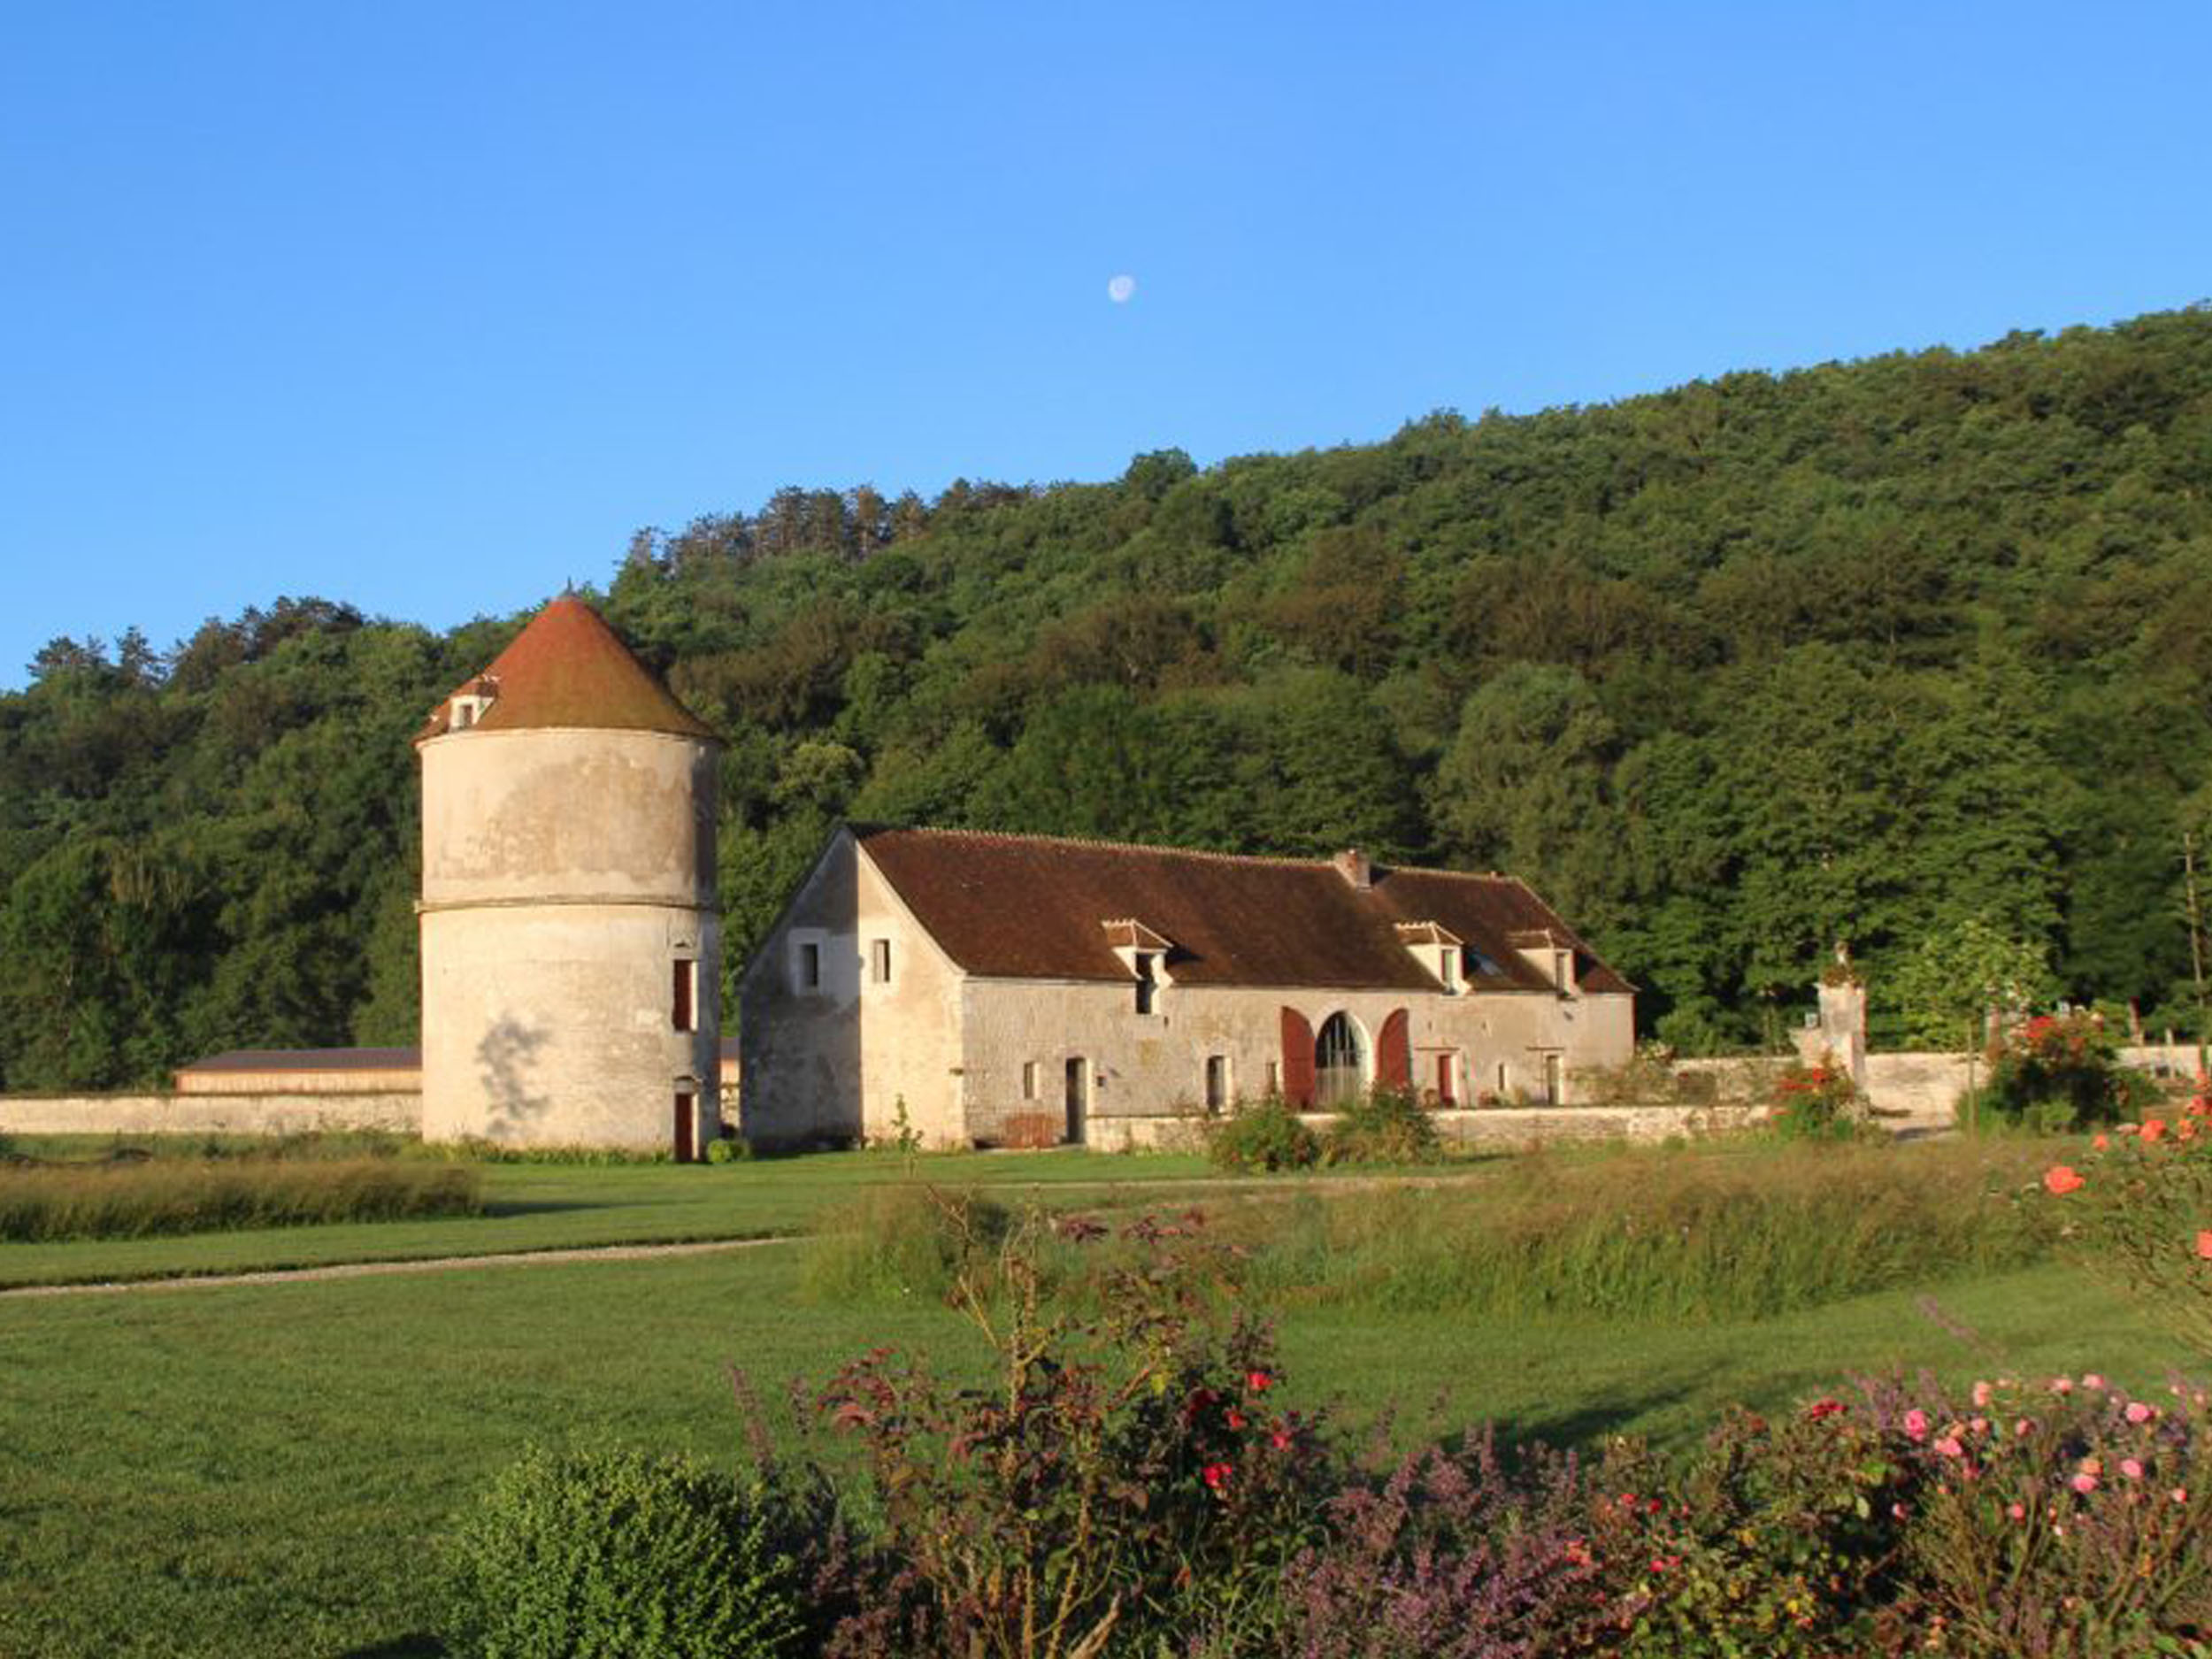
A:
<box><xmin>0</xmin><ymin>1233</ymin><xmax>799</xmax><ymax>1300</ymax></box>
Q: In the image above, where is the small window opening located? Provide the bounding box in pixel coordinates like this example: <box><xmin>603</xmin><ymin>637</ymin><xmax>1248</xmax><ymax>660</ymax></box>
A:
<box><xmin>871</xmin><ymin>938</ymin><xmax>892</xmax><ymax>985</ymax></box>
<box><xmin>799</xmin><ymin>941</ymin><xmax>821</xmax><ymax>990</ymax></box>
<box><xmin>1022</xmin><ymin>1061</ymin><xmax>1039</xmax><ymax>1101</ymax></box>
<box><xmin>672</xmin><ymin>958</ymin><xmax>696</xmax><ymax>1032</ymax></box>
<box><xmin>1203</xmin><ymin>1055</ymin><xmax>1229</xmax><ymax>1113</ymax></box>
<box><xmin>1133</xmin><ymin>952</ymin><xmax>1158</xmax><ymax>1015</ymax></box>
<box><xmin>1264</xmin><ymin>1060</ymin><xmax>1281</xmax><ymax>1096</ymax></box>
<box><xmin>1553</xmin><ymin>950</ymin><xmax>1571</xmax><ymax>992</ymax></box>
<box><xmin>456</xmin><ymin>703</ymin><xmax>475</xmax><ymax>729</ymax></box>
<box><xmin>1496</xmin><ymin>1061</ymin><xmax>1510</xmax><ymax>1096</ymax></box>
<box><xmin>1439</xmin><ymin>947</ymin><xmax>1459</xmax><ymax>991</ymax></box>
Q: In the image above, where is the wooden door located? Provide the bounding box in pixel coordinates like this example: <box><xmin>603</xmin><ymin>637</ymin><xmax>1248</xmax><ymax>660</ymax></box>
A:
<box><xmin>673</xmin><ymin>1089</ymin><xmax>696</xmax><ymax>1163</ymax></box>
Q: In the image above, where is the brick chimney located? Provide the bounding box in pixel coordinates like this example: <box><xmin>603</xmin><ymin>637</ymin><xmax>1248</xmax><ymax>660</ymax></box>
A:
<box><xmin>1332</xmin><ymin>848</ymin><xmax>1372</xmax><ymax>890</ymax></box>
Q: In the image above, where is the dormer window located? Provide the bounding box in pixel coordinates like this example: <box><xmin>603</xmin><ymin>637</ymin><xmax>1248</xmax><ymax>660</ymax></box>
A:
<box><xmin>447</xmin><ymin>677</ymin><xmax>497</xmax><ymax>732</ymax></box>
<box><xmin>1102</xmin><ymin>918</ymin><xmax>1174</xmax><ymax>1015</ymax></box>
<box><xmin>1509</xmin><ymin>928</ymin><xmax>1577</xmax><ymax>995</ymax></box>
<box><xmin>1395</xmin><ymin>920</ymin><xmax>1466</xmax><ymax>995</ymax></box>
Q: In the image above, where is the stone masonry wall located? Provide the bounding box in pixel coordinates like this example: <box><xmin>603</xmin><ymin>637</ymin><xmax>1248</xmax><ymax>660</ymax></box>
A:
<box><xmin>0</xmin><ymin>1092</ymin><xmax>423</xmax><ymax>1136</ymax></box>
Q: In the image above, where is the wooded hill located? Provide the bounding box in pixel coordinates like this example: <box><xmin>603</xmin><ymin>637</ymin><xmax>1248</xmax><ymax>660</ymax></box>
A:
<box><xmin>8</xmin><ymin>307</ymin><xmax>2212</xmax><ymax>1089</ymax></box>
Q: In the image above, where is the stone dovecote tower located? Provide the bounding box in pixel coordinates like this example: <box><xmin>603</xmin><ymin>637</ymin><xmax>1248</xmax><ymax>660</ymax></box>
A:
<box><xmin>415</xmin><ymin>597</ymin><xmax>723</xmax><ymax>1155</ymax></box>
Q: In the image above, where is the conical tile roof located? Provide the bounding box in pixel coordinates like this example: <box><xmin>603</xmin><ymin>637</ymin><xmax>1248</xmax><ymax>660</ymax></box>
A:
<box><xmin>419</xmin><ymin>596</ymin><xmax>718</xmax><ymax>741</ymax></box>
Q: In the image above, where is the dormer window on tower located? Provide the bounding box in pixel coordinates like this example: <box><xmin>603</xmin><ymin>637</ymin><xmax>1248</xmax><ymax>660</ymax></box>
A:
<box><xmin>1102</xmin><ymin>918</ymin><xmax>1175</xmax><ymax>1015</ymax></box>
<box><xmin>448</xmin><ymin>676</ymin><xmax>499</xmax><ymax>732</ymax></box>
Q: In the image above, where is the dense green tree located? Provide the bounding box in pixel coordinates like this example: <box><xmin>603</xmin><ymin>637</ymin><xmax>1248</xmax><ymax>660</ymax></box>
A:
<box><xmin>14</xmin><ymin>306</ymin><xmax>2212</xmax><ymax>1086</ymax></box>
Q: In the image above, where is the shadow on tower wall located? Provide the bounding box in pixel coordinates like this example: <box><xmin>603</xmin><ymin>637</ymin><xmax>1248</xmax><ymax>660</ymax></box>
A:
<box><xmin>477</xmin><ymin>1016</ymin><xmax>550</xmax><ymax>1133</ymax></box>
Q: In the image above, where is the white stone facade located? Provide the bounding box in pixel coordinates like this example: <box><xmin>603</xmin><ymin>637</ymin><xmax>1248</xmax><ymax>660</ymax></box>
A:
<box><xmin>740</xmin><ymin>826</ymin><xmax>1635</xmax><ymax>1150</ymax></box>
<box><xmin>419</xmin><ymin>724</ymin><xmax>722</xmax><ymax>1152</ymax></box>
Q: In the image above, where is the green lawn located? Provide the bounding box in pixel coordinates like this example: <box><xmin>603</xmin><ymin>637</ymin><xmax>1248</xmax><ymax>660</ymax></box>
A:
<box><xmin>0</xmin><ymin>1139</ymin><xmax>2193</xmax><ymax>1656</ymax></box>
<box><xmin>0</xmin><ymin>1227</ymin><xmax>2197</xmax><ymax>1658</ymax></box>
<box><xmin>0</xmin><ymin>1147</ymin><xmax>1217</xmax><ymax>1287</ymax></box>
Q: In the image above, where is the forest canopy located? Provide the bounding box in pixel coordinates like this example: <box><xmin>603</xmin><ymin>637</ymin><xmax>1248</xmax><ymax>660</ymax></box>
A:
<box><xmin>8</xmin><ymin>308</ymin><xmax>2212</xmax><ymax>1088</ymax></box>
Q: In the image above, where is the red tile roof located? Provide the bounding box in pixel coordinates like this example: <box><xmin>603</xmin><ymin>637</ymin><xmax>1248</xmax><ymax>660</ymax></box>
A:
<box><xmin>855</xmin><ymin>826</ymin><xmax>1632</xmax><ymax>995</ymax></box>
<box><xmin>419</xmin><ymin>596</ymin><xmax>718</xmax><ymax>741</ymax></box>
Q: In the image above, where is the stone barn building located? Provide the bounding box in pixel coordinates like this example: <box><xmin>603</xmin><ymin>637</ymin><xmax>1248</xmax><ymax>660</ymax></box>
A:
<box><xmin>415</xmin><ymin>597</ymin><xmax>724</xmax><ymax>1155</ymax></box>
<box><xmin>738</xmin><ymin>826</ymin><xmax>1634</xmax><ymax>1149</ymax></box>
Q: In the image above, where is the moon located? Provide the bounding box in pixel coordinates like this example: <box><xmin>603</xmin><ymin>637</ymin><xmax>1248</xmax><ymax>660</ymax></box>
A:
<box><xmin>1107</xmin><ymin>273</ymin><xmax>1136</xmax><ymax>304</ymax></box>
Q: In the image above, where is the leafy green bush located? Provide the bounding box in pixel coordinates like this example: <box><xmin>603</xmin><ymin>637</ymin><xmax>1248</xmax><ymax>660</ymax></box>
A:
<box><xmin>1322</xmin><ymin>1087</ymin><xmax>1440</xmax><ymax>1165</ymax></box>
<box><xmin>1205</xmin><ymin>1096</ymin><xmax>1319</xmax><ymax>1172</ymax></box>
<box><xmin>0</xmin><ymin>1157</ymin><xmax>480</xmax><ymax>1240</ymax></box>
<box><xmin>439</xmin><ymin>1446</ymin><xmax>810</xmax><ymax>1659</ymax></box>
<box><xmin>704</xmin><ymin>1133</ymin><xmax>751</xmax><ymax>1164</ymax></box>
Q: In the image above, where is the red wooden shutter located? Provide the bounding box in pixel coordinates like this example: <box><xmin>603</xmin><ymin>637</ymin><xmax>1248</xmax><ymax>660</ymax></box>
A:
<box><xmin>1436</xmin><ymin>1052</ymin><xmax>1457</xmax><ymax>1105</ymax></box>
<box><xmin>1379</xmin><ymin>1008</ymin><xmax>1411</xmax><ymax>1090</ymax></box>
<box><xmin>1279</xmin><ymin>1007</ymin><xmax>1316</xmax><ymax>1107</ymax></box>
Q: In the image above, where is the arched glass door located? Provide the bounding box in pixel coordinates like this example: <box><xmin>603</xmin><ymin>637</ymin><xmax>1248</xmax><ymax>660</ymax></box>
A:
<box><xmin>1315</xmin><ymin>1013</ymin><xmax>1365</xmax><ymax>1106</ymax></box>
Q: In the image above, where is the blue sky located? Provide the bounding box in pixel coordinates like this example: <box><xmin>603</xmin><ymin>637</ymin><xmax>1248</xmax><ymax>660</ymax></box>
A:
<box><xmin>3</xmin><ymin>1</ymin><xmax>2208</xmax><ymax>686</ymax></box>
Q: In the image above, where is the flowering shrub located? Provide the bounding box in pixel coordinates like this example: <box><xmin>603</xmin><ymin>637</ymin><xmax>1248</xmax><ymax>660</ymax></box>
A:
<box><xmin>1277</xmin><ymin>1433</ymin><xmax>1614</xmax><ymax>1658</ymax></box>
<box><xmin>1766</xmin><ymin>1056</ymin><xmax>1869</xmax><ymax>1141</ymax></box>
<box><xmin>1601</xmin><ymin>1403</ymin><xmax>1913</xmax><ymax>1656</ymax></box>
<box><xmin>1861</xmin><ymin>1371</ymin><xmax>2212</xmax><ymax>1654</ymax></box>
<box><xmin>1967</xmin><ymin>1011</ymin><xmax>2144</xmax><ymax>1131</ymax></box>
<box><xmin>444</xmin><ymin>1198</ymin><xmax>2212</xmax><ymax>1657</ymax></box>
<box><xmin>2039</xmin><ymin>1088</ymin><xmax>2212</xmax><ymax>1356</ymax></box>
<box><xmin>812</xmin><ymin>1207</ymin><xmax>1336</xmax><ymax>1658</ymax></box>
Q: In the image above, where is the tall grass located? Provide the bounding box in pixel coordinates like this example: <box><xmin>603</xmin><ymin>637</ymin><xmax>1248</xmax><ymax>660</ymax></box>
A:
<box><xmin>1231</xmin><ymin>1141</ymin><xmax>2049</xmax><ymax>1321</ymax></box>
<box><xmin>798</xmin><ymin>1186</ymin><xmax>1018</xmax><ymax>1303</ymax></box>
<box><xmin>797</xmin><ymin>1142</ymin><xmax>2056</xmax><ymax>1323</ymax></box>
<box><xmin>0</xmin><ymin>1159</ymin><xmax>482</xmax><ymax>1241</ymax></box>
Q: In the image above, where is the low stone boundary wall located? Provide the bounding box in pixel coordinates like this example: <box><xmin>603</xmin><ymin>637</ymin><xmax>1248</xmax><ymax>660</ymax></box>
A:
<box><xmin>0</xmin><ymin>1092</ymin><xmax>423</xmax><ymax>1137</ymax></box>
<box><xmin>1091</xmin><ymin>1102</ymin><xmax>1769</xmax><ymax>1154</ymax></box>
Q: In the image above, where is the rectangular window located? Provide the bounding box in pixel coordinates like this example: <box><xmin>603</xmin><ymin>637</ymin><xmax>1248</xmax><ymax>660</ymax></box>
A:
<box><xmin>871</xmin><ymin>938</ymin><xmax>892</xmax><ymax>985</ymax></box>
<box><xmin>1439</xmin><ymin>947</ymin><xmax>1458</xmax><ymax>991</ymax></box>
<box><xmin>799</xmin><ymin>941</ymin><xmax>821</xmax><ymax>990</ymax></box>
<box><xmin>1543</xmin><ymin>1052</ymin><xmax>1564</xmax><ymax>1105</ymax></box>
<box><xmin>1204</xmin><ymin>1055</ymin><xmax>1229</xmax><ymax>1113</ymax></box>
<box><xmin>1022</xmin><ymin>1061</ymin><xmax>1039</xmax><ymax>1101</ymax></box>
<box><xmin>1553</xmin><ymin>950</ymin><xmax>1571</xmax><ymax>993</ymax></box>
<box><xmin>1264</xmin><ymin>1060</ymin><xmax>1280</xmax><ymax>1096</ymax></box>
<box><xmin>672</xmin><ymin>958</ymin><xmax>696</xmax><ymax>1032</ymax></box>
<box><xmin>1496</xmin><ymin>1062</ymin><xmax>1510</xmax><ymax>1096</ymax></box>
<box><xmin>1133</xmin><ymin>952</ymin><xmax>1157</xmax><ymax>1015</ymax></box>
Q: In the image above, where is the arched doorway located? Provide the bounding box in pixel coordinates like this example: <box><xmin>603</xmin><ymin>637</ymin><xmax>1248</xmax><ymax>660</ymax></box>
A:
<box><xmin>1315</xmin><ymin>1012</ymin><xmax>1365</xmax><ymax>1106</ymax></box>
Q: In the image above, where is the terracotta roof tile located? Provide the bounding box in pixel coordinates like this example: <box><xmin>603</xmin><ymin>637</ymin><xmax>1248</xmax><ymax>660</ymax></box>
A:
<box><xmin>854</xmin><ymin>826</ymin><xmax>1632</xmax><ymax>995</ymax></box>
<box><xmin>419</xmin><ymin>596</ymin><xmax>718</xmax><ymax>742</ymax></box>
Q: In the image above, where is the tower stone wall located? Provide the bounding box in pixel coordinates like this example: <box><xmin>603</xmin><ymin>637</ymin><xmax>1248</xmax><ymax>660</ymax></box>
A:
<box><xmin>416</xmin><ymin>600</ymin><xmax>722</xmax><ymax>1152</ymax></box>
